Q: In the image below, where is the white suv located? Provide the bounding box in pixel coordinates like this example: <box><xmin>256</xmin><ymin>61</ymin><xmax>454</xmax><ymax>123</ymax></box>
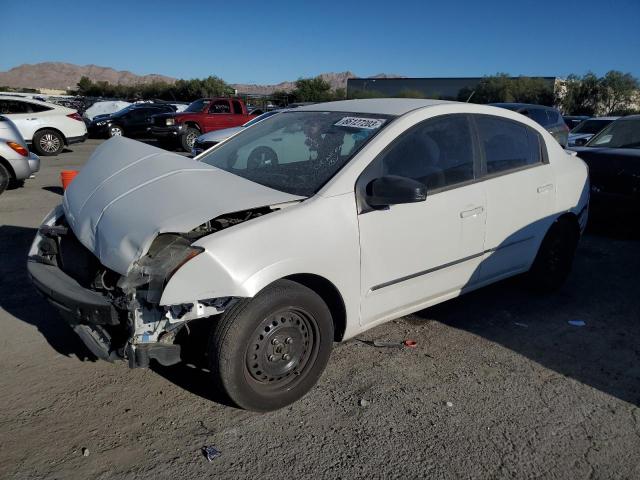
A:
<box><xmin>28</xmin><ymin>99</ymin><xmax>589</xmax><ymax>411</ymax></box>
<box><xmin>0</xmin><ymin>96</ymin><xmax>87</xmax><ymax>156</ymax></box>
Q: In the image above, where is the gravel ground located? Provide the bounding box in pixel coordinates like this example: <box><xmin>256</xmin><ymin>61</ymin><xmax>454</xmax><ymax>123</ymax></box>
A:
<box><xmin>1</xmin><ymin>139</ymin><xmax>639</xmax><ymax>479</ymax></box>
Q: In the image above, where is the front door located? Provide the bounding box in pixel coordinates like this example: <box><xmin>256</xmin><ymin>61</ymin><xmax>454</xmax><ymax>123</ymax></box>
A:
<box><xmin>357</xmin><ymin>114</ymin><xmax>486</xmax><ymax>325</ymax></box>
<box><xmin>204</xmin><ymin>100</ymin><xmax>234</xmax><ymax>132</ymax></box>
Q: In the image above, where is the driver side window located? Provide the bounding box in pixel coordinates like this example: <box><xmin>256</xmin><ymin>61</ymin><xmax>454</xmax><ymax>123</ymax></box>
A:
<box><xmin>378</xmin><ymin>114</ymin><xmax>476</xmax><ymax>192</ymax></box>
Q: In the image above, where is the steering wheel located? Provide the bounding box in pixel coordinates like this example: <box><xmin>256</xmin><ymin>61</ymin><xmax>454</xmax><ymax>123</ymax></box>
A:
<box><xmin>247</xmin><ymin>146</ymin><xmax>279</xmax><ymax>169</ymax></box>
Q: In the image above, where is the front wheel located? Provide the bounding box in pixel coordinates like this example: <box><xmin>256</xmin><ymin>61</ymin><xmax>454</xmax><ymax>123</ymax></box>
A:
<box><xmin>208</xmin><ymin>279</ymin><xmax>334</xmax><ymax>411</ymax></box>
<box><xmin>180</xmin><ymin>127</ymin><xmax>200</xmax><ymax>152</ymax></box>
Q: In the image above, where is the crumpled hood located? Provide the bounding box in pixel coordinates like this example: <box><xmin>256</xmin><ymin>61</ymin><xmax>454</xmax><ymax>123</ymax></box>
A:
<box><xmin>63</xmin><ymin>137</ymin><xmax>303</xmax><ymax>275</ymax></box>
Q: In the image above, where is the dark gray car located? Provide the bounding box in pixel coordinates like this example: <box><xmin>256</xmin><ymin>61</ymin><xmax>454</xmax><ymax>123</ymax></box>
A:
<box><xmin>490</xmin><ymin>103</ymin><xmax>569</xmax><ymax>147</ymax></box>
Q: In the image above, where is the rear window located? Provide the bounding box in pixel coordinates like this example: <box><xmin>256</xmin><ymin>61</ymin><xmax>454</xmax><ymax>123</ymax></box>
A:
<box><xmin>525</xmin><ymin>108</ymin><xmax>550</xmax><ymax>126</ymax></box>
<box><xmin>474</xmin><ymin>115</ymin><xmax>543</xmax><ymax>174</ymax></box>
<box><xmin>572</xmin><ymin>119</ymin><xmax>613</xmax><ymax>134</ymax></box>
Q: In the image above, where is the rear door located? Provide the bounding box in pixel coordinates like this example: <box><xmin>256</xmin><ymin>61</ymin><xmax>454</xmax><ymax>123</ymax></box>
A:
<box><xmin>472</xmin><ymin>114</ymin><xmax>556</xmax><ymax>282</ymax></box>
<box><xmin>357</xmin><ymin>114</ymin><xmax>486</xmax><ymax>325</ymax></box>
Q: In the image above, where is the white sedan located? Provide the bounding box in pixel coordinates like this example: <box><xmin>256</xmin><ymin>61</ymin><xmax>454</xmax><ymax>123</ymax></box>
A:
<box><xmin>28</xmin><ymin>99</ymin><xmax>589</xmax><ymax>411</ymax></box>
<box><xmin>0</xmin><ymin>95</ymin><xmax>87</xmax><ymax>156</ymax></box>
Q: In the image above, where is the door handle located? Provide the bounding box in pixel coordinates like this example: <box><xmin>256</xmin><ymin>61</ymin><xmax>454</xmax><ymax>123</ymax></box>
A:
<box><xmin>460</xmin><ymin>206</ymin><xmax>484</xmax><ymax>218</ymax></box>
<box><xmin>537</xmin><ymin>184</ymin><xmax>554</xmax><ymax>194</ymax></box>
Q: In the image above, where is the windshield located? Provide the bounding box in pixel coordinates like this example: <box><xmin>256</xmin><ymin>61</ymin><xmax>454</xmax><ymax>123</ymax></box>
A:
<box><xmin>184</xmin><ymin>99</ymin><xmax>210</xmax><ymax>113</ymax></box>
<box><xmin>242</xmin><ymin>110</ymin><xmax>280</xmax><ymax>127</ymax></box>
<box><xmin>572</xmin><ymin>119</ymin><xmax>614</xmax><ymax>135</ymax></box>
<box><xmin>586</xmin><ymin>118</ymin><xmax>640</xmax><ymax>149</ymax></box>
<box><xmin>199</xmin><ymin>111</ymin><xmax>392</xmax><ymax>196</ymax></box>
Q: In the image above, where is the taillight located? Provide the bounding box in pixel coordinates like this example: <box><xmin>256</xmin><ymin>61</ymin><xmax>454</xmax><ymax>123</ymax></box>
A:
<box><xmin>7</xmin><ymin>141</ymin><xmax>28</xmax><ymax>157</ymax></box>
<box><xmin>67</xmin><ymin>112</ymin><xmax>83</xmax><ymax>122</ymax></box>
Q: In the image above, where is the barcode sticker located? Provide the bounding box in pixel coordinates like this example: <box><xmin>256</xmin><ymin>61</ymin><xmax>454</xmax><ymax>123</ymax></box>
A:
<box><xmin>334</xmin><ymin>117</ymin><xmax>386</xmax><ymax>129</ymax></box>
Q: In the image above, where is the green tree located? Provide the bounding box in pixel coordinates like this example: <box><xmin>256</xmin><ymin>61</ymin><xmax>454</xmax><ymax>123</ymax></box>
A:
<box><xmin>599</xmin><ymin>70</ymin><xmax>639</xmax><ymax>115</ymax></box>
<box><xmin>558</xmin><ymin>73</ymin><xmax>600</xmax><ymax>116</ymax></box>
<box><xmin>292</xmin><ymin>77</ymin><xmax>333</xmax><ymax>102</ymax></box>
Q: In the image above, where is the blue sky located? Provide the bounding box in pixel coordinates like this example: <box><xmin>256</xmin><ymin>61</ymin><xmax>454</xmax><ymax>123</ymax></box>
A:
<box><xmin>1</xmin><ymin>0</ymin><xmax>639</xmax><ymax>84</ymax></box>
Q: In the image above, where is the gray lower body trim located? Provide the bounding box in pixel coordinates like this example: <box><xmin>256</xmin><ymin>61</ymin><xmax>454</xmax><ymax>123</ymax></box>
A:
<box><xmin>370</xmin><ymin>236</ymin><xmax>534</xmax><ymax>292</ymax></box>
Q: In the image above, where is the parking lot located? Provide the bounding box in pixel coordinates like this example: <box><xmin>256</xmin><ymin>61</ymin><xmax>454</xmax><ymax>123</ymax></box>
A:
<box><xmin>1</xmin><ymin>139</ymin><xmax>639</xmax><ymax>479</ymax></box>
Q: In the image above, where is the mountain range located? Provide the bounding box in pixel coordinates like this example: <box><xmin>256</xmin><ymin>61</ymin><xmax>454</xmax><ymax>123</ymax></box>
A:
<box><xmin>0</xmin><ymin>62</ymin><xmax>401</xmax><ymax>94</ymax></box>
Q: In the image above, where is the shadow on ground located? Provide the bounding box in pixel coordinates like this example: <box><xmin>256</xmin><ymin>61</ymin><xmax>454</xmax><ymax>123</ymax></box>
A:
<box><xmin>410</xmin><ymin>215</ymin><xmax>640</xmax><ymax>406</ymax></box>
<box><xmin>0</xmin><ymin>225</ymin><xmax>96</xmax><ymax>361</ymax></box>
<box><xmin>42</xmin><ymin>186</ymin><xmax>64</xmax><ymax>195</ymax></box>
<box><xmin>2</xmin><ymin>213</ymin><xmax>638</xmax><ymax>407</ymax></box>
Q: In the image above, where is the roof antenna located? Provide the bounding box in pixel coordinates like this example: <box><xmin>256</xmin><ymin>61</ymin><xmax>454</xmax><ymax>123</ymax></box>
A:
<box><xmin>465</xmin><ymin>90</ymin><xmax>476</xmax><ymax>103</ymax></box>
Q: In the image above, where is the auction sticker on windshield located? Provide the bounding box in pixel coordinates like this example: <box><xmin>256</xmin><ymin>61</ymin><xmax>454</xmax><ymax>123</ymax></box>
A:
<box><xmin>334</xmin><ymin>117</ymin><xmax>386</xmax><ymax>129</ymax></box>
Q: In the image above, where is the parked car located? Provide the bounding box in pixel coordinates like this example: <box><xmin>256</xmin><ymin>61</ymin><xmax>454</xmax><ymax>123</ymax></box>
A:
<box><xmin>0</xmin><ymin>95</ymin><xmax>87</xmax><ymax>156</ymax></box>
<box><xmin>27</xmin><ymin>99</ymin><xmax>588</xmax><ymax>411</ymax></box>
<box><xmin>491</xmin><ymin>103</ymin><xmax>569</xmax><ymax>147</ymax></box>
<box><xmin>150</xmin><ymin>97</ymin><xmax>257</xmax><ymax>151</ymax></box>
<box><xmin>568</xmin><ymin>117</ymin><xmax>619</xmax><ymax>146</ymax></box>
<box><xmin>563</xmin><ymin>115</ymin><xmax>590</xmax><ymax>130</ymax></box>
<box><xmin>83</xmin><ymin>100</ymin><xmax>132</xmax><ymax>121</ymax></box>
<box><xmin>0</xmin><ymin>116</ymin><xmax>40</xmax><ymax>195</ymax></box>
<box><xmin>192</xmin><ymin>110</ymin><xmax>284</xmax><ymax>156</ymax></box>
<box><xmin>569</xmin><ymin>115</ymin><xmax>640</xmax><ymax>211</ymax></box>
<box><xmin>88</xmin><ymin>103</ymin><xmax>177</xmax><ymax>139</ymax></box>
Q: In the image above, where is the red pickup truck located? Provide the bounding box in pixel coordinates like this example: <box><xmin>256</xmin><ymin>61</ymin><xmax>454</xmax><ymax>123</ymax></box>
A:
<box><xmin>150</xmin><ymin>98</ymin><xmax>258</xmax><ymax>151</ymax></box>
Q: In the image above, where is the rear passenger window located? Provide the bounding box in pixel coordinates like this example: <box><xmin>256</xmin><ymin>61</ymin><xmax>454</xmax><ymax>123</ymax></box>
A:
<box><xmin>380</xmin><ymin>114</ymin><xmax>475</xmax><ymax>191</ymax></box>
<box><xmin>26</xmin><ymin>103</ymin><xmax>52</xmax><ymax>113</ymax></box>
<box><xmin>475</xmin><ymin>115</ymin><xmax>542</xmax><ymax>175</ymax></box>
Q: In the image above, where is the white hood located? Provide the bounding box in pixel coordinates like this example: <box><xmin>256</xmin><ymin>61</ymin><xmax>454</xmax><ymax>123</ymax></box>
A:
<box><xmin>63</xmin><ymin>137</ymin><xmax>303</xmax><ymax>274</ymax></box>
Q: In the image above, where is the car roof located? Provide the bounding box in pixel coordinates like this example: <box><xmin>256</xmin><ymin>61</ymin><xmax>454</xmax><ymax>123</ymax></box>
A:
<box><xmin>490</xmin><ymin>102</ymin><xmax>557</xmax><ymax>110</ymax></box>
<box><xmin>295</xmin><ymin>98</ymin><xmax>454</xmax><ymax>116</ymax></box>
<box><xmin>0</xmin><ymin>94</ymin><xmax>73</xmax><ymax>112</ymax></box>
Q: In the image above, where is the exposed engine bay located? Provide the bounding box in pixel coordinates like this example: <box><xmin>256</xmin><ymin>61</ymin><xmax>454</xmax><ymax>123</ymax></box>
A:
<box><xmin>31</xmin><ymin>206</ymin><xmax>274</xmax><ymax>368</ymax></box>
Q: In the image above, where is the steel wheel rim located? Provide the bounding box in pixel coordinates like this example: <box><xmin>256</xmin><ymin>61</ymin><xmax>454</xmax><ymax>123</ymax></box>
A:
<box><xmin>245</xmin><ymin>308</ymin><xmax>319</xmax><ymax>391</ymax></box>
<box><xmin>39</xmin><ymin>133</ymin><xmax>61</xmax><ymax>153</ymax></box>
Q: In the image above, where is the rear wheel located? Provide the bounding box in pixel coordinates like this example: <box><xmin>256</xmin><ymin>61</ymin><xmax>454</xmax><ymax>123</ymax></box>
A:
<box><xmin>526</xmin><ymin>218</ymin><xmax>579</xmax><ymax>291</ymax></box>
<box><xmin>208</xmin><ymin>279</ymin><xmax>333</xmax><ymax>411</ymax></box>
<box><xmin>180</xmin><ymin>127</ymin><xmax>199</xmax><ymax>152</ymax></box>
<box><xmin>33</xmin><ymin>129</ymin><xmax>64</xmax><ymax>156</ymax></box>
<box><xmin>0</xmin><ymin>163</ymin><xmax>10</xmax><ymax>195</ymax></box>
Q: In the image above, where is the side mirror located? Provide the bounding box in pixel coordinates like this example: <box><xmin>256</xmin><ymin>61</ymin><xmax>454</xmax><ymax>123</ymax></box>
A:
<box><xmin>574</xmin><ymin>137</ymin><xmax>588</xmax><ymax>146</ymax></box>
<box><xmin>366</xmin><ymin>175</ymin><xmax>427</xmax><ymax>208</ymax></box>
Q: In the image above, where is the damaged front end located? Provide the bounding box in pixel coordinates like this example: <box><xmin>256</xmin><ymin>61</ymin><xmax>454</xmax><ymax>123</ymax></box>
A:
<box><xmin>27</xmin><ymin>206</ymin><xmax>271</xmax><ymax>368</ymax></box>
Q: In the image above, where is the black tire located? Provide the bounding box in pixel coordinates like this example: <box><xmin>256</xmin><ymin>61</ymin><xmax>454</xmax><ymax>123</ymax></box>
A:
<box><xmin>208</xmin><ymin>279</ymin><xmax>334</xmax><ymax>411</ymax></box>
<box><xmin>108</xmin><ymin>124</ymin><xmax>124</xmax><ymax>138</ymax></box>
<box><xmin>526</xmin><ymin>218</ymin><xmax>579</xmax><ymax>292</ymax></box>
<box><xmin>0</xmin><ymin>163</ymin><xmax>10</xmax><ymax>195</ymax></box>
<box><xmin>180</xmin><ymin>127</ymin><xmax>200</xmax><ymax>152</ymax></box>
<box><xmin>8</xmin><ymin>178</ymin><xmax>25</xmax><ymax>189</ymax></box>
<box><xmin>32</xmin><ymin>129</ymin><xmax>65</xmax><ymax>156</ymax></box>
